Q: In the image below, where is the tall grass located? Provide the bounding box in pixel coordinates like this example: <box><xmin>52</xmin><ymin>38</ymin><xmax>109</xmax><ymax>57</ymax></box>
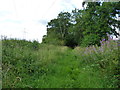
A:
<box><xmin>2</xmin><ymin>38</ymin><xmax>119</xmax><ymax>88</ymax></box>
<box><xmin>73</xmin><ymin>40</ymin><xmax>119</xmax><ymax>88</ymax></box>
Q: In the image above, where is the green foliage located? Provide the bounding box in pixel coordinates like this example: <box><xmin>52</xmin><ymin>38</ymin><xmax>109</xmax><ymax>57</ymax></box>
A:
<box><xmin>64</xmin><ymin>34</ymin><xmax>78</xmax><ymax>47</ymax></box>
<box><xmin>43</xmin><ymin>12</ymin><xmax>72</xmax><ymax>46</ymax></box>
<box><xmin>43</xmin><ymin>2</ymin><xmax>119</xmax><ymax>47</ymax></box>
<box><xmin>2</xmin><ymin>39</ymin><xmax>119</xmax><ymax>88</ymax></box>
<box><xmin>81</xmin><ymin>34</ymin><xmax>100</xmax><ymax>47</ymax></box>
<box><xmin>32</xmin><ymin>40</ymin><xmax>39</xmax><ymax>50</ymax></box>
<box><xmin>2</xmin><ymin>1</ymin><xmax>120</xmax><ymax>88</ymax></box>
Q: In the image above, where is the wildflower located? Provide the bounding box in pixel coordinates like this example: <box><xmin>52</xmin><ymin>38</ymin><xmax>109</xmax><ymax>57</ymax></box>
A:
<box><xmin>100</xmin><ymin>39</ymin><xmax>106</xmax><ymax>46</ymax></box>
<box><xmin>86</xmin><ymin>47</ymin><xmax>88</xmax><ymax>50</ymax></box>
<box><xmin>106</xmin><ymin>41</ymin><xmax>110</xmax><ymax>44</ymax></box>
<box><xmin>102</xmin><ymin>39</ymin><xmax>106</xmax><ymax>41</ymax></box>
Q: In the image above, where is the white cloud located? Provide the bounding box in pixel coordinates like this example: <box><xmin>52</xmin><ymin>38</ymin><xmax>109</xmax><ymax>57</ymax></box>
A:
<box><xmin>0</xmin><ymin>0</ymin><xmax>83</xmax><ymax>43</ymax></box>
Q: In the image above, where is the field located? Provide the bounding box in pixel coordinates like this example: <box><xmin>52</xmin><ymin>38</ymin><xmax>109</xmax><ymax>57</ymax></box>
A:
<box><xmin>2</xmin><ymin>39</ymin><xmax>120</xmax><ymax>88</ymax></box>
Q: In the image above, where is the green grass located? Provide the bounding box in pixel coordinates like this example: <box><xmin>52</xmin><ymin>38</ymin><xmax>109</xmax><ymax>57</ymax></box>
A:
<box><xmin>2</xmin><ymin>39</ymin><xmax>119</xmax><ymax>88</ymax></box>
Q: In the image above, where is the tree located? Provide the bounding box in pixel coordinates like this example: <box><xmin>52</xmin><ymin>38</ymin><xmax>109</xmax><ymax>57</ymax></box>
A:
<box><xmin>80</xmin><ymin>2</ymin><xmax>119</xmax><ymax>46</ymax></box>
<box><xmin>43</xmin><ymin>12</ymin><xmax>72</xmax><ymax>45</ymax></box>
<box><xmin>42</xmin><ymin>1</ymin><xmax>120</xmax><ymax>47</ymax></box>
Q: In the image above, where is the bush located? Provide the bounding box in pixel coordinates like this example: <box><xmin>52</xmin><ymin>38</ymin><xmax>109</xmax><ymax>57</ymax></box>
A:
<box><xmin>2</xmin><ymin>38</ymin><xmax>119</xmax><ymax>88</ymax></box>
<box><xmin>81</xmin><ymin>34</ymin><xmax>100</xmax><ymax>47</ymax></box>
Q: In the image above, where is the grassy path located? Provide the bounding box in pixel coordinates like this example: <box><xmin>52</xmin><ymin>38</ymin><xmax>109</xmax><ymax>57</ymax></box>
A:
<box><xmin>26</xmin><ymin>48</ymin><xmax>107</xmax><ymax>88</ymax></box>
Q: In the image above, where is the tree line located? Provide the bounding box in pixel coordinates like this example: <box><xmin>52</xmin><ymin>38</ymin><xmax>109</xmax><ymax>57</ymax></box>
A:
<box><xmin>42</xmin><ymin>1</ymin><xmax>120</xmax><ymax>48</ymax></box>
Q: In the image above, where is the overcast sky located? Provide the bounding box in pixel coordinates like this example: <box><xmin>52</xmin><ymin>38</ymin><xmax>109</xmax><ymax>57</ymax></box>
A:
<box><xmin>0</xmin><ymin>0</ymin><xmax>84</xmax><ymax>42</ymax></box>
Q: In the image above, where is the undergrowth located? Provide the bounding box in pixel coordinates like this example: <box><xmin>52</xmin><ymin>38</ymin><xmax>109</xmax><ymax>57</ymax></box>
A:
<box><xmin>1</xmin><ymin>39</ymin><xmax>119</xmax><ymax>88</ymax></box>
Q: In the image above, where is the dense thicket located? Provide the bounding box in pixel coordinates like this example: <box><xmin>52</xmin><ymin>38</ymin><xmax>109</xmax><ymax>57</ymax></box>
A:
<box><xmin>2</xmin><ymin>1</ymin><xmax>120</xmax><ymax>88</ymax></box>
<box><xmin>2</xmin><ymin>38</ymin><xmax>119</xmax><ymax>88</ymax></box>
<box><xmin>42</xmin><ymin>2</ymin><xmax>120</xmax><ymax>48</ymax></box>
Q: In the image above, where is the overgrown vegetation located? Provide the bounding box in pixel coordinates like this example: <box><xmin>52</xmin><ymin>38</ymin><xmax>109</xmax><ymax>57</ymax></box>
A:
<box><xmin>2</xmin><ymin>38</ymin><xmax>119</xmax><ymax>88</ymax></box>
<box><xmin>42</xmin><ymin>2</ymin><xmax>120</xmax><ymax>48</ymax></box>
<box><xmin>1</xmin><ymin>1</ymin><xmax>120</xmax><ymax>88</ymax></box>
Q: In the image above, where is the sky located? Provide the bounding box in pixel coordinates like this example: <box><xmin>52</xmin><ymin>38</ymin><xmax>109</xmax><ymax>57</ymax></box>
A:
<box><xmin>0</xmin><ymin>0</ymin><xmax>119</xmax><ymax>43</ymax></box>
<box><xmin>0</xmin><ymin>0</ymin><xmax>84</xmax><ymax>43</ymax></box>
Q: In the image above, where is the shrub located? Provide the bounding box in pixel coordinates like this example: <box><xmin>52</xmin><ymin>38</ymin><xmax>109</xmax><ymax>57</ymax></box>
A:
<box><xmin>81</xmin><ymin>34</ymin><xmax>100</xmax><ymax>47</ymax></box>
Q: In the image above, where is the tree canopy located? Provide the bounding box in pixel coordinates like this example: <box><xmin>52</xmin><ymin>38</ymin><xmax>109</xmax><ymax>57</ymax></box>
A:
<box><xmin>42</xmin><ymin>1</ymin><xmax>120</xmax><ymax>48</ymax></box>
